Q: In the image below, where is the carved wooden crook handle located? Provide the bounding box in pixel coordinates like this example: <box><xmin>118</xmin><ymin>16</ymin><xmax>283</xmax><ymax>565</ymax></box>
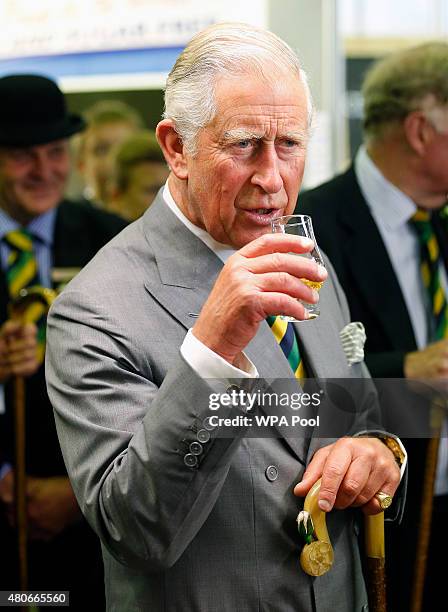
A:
<box><xmin>297</xmin><ymin>478</ymin><xmax>334</xmax><ymax>576</ymax></box>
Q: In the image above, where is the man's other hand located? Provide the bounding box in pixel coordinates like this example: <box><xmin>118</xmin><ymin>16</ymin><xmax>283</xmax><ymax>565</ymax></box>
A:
<box><xmin>294</xmin><ymin>437</ymin><xmax>400</xmax><ymax>515</ymax></box>
<box><xmin>0</xmin><ymin>320</ymin><xmax>39</xmax><ymax>383</ymax></box>
<box><xmin>404</xmin><ymin>338</ymin><xmax>448</xmax><ymax>379</ymax></box>
<box><xmin>0</xmin><ymin>469</ymin><xmax>81</xmax><ymax>540</ymax></box>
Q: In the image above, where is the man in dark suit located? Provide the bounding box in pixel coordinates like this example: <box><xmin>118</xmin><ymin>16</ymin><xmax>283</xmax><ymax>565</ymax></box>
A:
<box><xmin>299</xmin><ymin>42</ymin><xmax>448</xmax><ymax>611</ymax></box>
<box><xmin>0</xmin><ymin>75</ymin><xmax>127</xmax><ymax>608</ymax></box>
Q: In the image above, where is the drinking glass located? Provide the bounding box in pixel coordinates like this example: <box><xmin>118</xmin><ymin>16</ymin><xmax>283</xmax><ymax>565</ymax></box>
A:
<box><xmin>271</xmin><ymin>214</ymin><xmax>325</xmax><ymax>321</ymax></box>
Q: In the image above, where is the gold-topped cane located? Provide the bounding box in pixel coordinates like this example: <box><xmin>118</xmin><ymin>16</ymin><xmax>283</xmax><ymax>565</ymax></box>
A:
<box><xmin>410</xmin><ymin>399</ymin><xmax>445</xmax><ymax>612</ymax></box>
<box><xmin>8</xmin><ymin>287</ymin><xmax>56</xmax><ymax>594</ymax></box>
<box><xmin>298</xmin><ymin>478</ymin><xmax>387</xmax><ymax>612</ymax></box>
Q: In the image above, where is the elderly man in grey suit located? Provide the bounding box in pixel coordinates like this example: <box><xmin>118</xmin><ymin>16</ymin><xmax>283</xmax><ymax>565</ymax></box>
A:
<box><xmin>46</xmin><ymin>23</ymin><xmax>404</xmax><ymax>612</ymax></box>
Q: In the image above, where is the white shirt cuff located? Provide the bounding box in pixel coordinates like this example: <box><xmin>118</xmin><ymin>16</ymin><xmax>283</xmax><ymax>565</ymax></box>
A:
<box><xmin>180</xmin><ymin>329</ymin><xmax>259</xmax><ymax>379</ymax></box>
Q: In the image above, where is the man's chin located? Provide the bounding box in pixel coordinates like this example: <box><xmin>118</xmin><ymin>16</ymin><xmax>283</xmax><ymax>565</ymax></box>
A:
<box><xmin>22</xmin><ymin>196</ymin><xmax>60</xmax><ymax>218</ymax></box>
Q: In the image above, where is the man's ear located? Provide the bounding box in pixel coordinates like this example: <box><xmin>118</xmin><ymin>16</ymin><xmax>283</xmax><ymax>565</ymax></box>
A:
<box><xmin>156</xmin><ymin>120</ymin><xmax>188</xmax><ymax>180</ymax></box>
<box><xmin>403</xmin><ymin>111</ymin><xmax>435</xmax><ymax>156</ymax></box>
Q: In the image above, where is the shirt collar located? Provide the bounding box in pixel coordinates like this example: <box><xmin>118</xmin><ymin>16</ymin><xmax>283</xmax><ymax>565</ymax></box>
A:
<box><xmin>355</xmin><ymin>144</ymin><xmax>417</xmax><ymax>230</ymax></box>
<box><xmin>0</xmin><ymin>206</ymin><xmax>56</xmax><ymax>246</ymax></box>
<box><xmin>162</xmin><ymin>180</ymin><xmax>235</xmax><ymax>263</ymax></box>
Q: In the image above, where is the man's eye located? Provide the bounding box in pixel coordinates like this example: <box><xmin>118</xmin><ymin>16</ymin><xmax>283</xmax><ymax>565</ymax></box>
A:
<box><xmin>9</xmin><ymin>150</ymin><xmax>31</xmax><ymax>163</ymax></box>
<box><xmin>49</xmin><ymin>146</ymin><xmax>66</xmax><ymax>158</ymax></box>
<box><xmin>282</xmin><ymin>139</ymin><xmax>299</xmax><ymax>148</ymax></box>
<box><xmin>235</xmin><ymin>140</ymin><xmax>252</xmax><ymax>149</ymax></box>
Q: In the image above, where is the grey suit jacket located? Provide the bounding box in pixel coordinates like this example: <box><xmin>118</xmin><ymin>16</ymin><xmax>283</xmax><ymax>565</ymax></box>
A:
<box><xmin>46</xmin><ymin>193</ymin><xmax>377</xmax><ymax>612</ymax></box>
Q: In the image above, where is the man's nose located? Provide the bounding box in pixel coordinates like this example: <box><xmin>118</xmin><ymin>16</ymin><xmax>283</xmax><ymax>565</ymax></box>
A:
<box><xmin>30</xmin><ymin>154</ymin><xmax>52</xmax><ymax>180</ymax></box>
<box><xmin>251</xmin><ymin>145</ymin><xmax>283</xmax><ymax>194</ymax></box>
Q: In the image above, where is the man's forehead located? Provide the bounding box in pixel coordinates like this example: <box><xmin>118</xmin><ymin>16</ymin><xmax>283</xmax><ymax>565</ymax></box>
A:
<box><xmin>211</xmin><ymin>74</ymin><xmax>308</xmax><ymax>128</ymax></box>
<box><xmin>214</xmin><ymin>105</ymin><xmax>308</xmax><ymax>138</ymax></box>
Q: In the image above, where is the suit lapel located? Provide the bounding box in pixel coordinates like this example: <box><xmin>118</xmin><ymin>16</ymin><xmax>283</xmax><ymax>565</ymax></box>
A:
<box><xmin>245</xmin><ymin>325</ymin><xmax>310</xmax><ymax>464</ymax></box>
<box><xmin>433</xmin><ymin>209</ymin><xmax>448</xmax><ymax>272</ymax></box>
<box><xmin>294</xmin><ymin>315</ymin><xmax>350</xmax><ymax>380</ymax></box>
<box><xmin>339</xmin><ymin>168</ymin><xmax>416</xmax><ymax>350</ymax></box>
<box><xmin>141</xmin><ymin>197</ymin><xmax>223</xmax><ymax>331</ymax></box>
<box><xmin>53</xmin><ymin>201</ymin><xmax>92</xmax><ymax>270</ymax></box>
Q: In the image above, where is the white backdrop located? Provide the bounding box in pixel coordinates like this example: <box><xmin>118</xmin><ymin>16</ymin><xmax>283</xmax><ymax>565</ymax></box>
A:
<box><xmin>0</xmin><ymin>0</ymin><xmax>268</xmax><ymax>59</ymax></box>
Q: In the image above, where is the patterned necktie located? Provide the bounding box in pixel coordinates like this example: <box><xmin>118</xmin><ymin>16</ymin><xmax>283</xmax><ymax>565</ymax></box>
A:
<box><xmin>267</xmin><ymin>315</ymin><xmax>306</xmax><ymax>381</ymax></box>
<box><xmin>3</xmin><ymin>229</ymin><xmax>47</xmax><ymax>360</ymax></box>
<box><xmin>411</xmin><ymin>209</ymin><xmax>448</xmax><ymax>340</ymax></box>
<box><xmin>4</xmin><ymin>229</ymin><xmax>39</xmax><ymax>297</ymax></box>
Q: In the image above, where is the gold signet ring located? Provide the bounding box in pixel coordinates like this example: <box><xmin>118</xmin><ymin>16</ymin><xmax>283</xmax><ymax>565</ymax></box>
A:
<box><xmin>375</xmin><ymin>491</ymin><xmax>393</xmax><ymax>510</ymax></box>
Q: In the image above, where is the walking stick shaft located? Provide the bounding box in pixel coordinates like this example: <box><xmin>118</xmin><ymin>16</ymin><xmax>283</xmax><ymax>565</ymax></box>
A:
<box><xmin>13</xmin><ymin>375</ymin><xmax>27</xmax><ymax>592</ymax></box>
<box><xmin>9</xmin><ymin>287</ymin><xmax>57</xmax><ymax>597</ymax></box>
<box><xmin>365</xmin><ymin>512</ymin><xmax>387</xmax><ymax>612</ymax></box>
<box><xmin>410</xmin><ymin>425</ymin><xmax>441</xmax><ymax>612</ymax></box>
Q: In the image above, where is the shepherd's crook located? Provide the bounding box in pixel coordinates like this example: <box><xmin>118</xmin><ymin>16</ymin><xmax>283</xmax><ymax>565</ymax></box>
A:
<box><xmin>297</xmin><ymin>479</ymin><xmax>334</xmax><ymax>576</ymax></box>
<box><xmin>298</xmin><ymin>478</ymin><xmax>387</xmax><ymax>612</ymax></box>
<box><xmin>9</xmin><ymin>287</ymin><xmax>56</xmax><ymax>594</ymax></box>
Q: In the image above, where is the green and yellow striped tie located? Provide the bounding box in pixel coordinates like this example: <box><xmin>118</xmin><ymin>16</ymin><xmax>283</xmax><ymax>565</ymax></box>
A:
<box><xmin>267</xmin><ymin>315</ymin><xmax>306</xmax><ymax>381</ymax></box>
<box><xmin>411</xmin><ymin>209</ymin><xmax>448</xmax><ymax>340</ymax></box>
<box><xmin>4</xmin><ymin>229</ymin><xmax>47</xmax><ymax>360</ymax></box>
<box><xmin>4</xmin><ymin>229</ymin><xmax>39</xmax><ymax>298</ymax></box>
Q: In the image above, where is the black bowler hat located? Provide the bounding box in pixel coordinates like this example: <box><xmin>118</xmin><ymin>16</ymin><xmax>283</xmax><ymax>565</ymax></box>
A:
<box><xmin>0</xmin><ymin>74</ymin><xmax>85</xmax><ymax>147</ymax></box>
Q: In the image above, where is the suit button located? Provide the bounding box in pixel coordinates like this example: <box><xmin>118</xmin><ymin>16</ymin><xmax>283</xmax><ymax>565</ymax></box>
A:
<box><xmin>197</xmin><ymin>429</ymin><xmax>210</xmax><ymax>443</ymax></box>
<box><xmin>189</xmin><ymin>441</ymin><xmax>203</xmax><ymax>456</ymax></box>
<box><xmin>184</xmin><ymin>453</ymin><xmax>198</xmax><ymax>468</ymax></box>
<box><xmin>203</xmin><ymin>416</ymin><xmax>217</xmax><ymax>431</ymax></box>
<box><xmin>265</xmin><ymin>465</ymin><xmax>279</xmax><ymax>482</ymax></box>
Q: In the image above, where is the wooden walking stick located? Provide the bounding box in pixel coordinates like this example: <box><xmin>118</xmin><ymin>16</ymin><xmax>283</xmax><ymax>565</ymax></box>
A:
<box><xmin>298</xmin><ymin>478</ymin><xmax>388</xmax><ymax>612</ymax></box>
<box><xmin>365</xmin><ymin>511</ymin><xmax>387</xmax><ymax>612</ymax></box>
<box><xmin>410</xmin><ymin>400</ymin><xmax>444</xmax><ymax>612</ymax></box>
<box><xmin>11</xmin><ymin>368</ymin><xmax>27</xmax><ymax>593</ymax></box>
<box><xmin>8</xmin><ymin>287</ymin><xmax>57</xmax><ymax>593</ymax></box>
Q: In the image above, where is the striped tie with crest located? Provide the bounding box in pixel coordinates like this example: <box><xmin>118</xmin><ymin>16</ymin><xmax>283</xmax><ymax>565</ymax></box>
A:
<box><xmin>4</xmin><ymin>229</ymin><xmax>47</xmax><ymax>361</ymax></box>
<box><xmin>411</xmin><ymin>209</ymin><xmax>448</xmax><ymax>340</ymax></box>
<box><xmin>267</xmin><ymin>315</ymin><xmax>306</xmax><ymax>381</ymax></box>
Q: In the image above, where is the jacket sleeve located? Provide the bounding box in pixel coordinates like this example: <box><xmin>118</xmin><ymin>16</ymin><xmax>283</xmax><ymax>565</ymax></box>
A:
<box><xmin>45</xmin><ymin>287</ymin><xmax>257</xmax><ymax>571</ymax></box>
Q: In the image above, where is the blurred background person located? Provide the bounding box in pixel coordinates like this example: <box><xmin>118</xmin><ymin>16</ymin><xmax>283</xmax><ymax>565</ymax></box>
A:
<box><xmin>298</xmin><ymin>42</ymin><xmax>448</xmax><ymax>612</ymax></box>
<box><xmin>106</xmin><ymin>130</ymin><xmax>169</xmax><ymax>221</ymax></box>
<box><xmin>75</xmin><ymin>100</ymin><xmax>143</xmax><ymax>205</ymax></box>
<box><xmin>0</xmin><ymin>74</ymin><xmax>127</xmax><ymax>608</ymax></box>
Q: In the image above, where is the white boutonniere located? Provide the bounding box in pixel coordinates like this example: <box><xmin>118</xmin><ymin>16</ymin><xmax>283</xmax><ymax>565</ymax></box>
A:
<box><xmin>339</xmin><ymin>322</ymin><xmax>366</xmax><ymax>365</ymax></box>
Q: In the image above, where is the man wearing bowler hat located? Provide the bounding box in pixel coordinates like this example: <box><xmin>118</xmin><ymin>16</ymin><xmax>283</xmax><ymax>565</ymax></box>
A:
<box><xmin>0</xmin><ymin>75</ymin><xmax>127</xmax><ymax>608</ymax></box>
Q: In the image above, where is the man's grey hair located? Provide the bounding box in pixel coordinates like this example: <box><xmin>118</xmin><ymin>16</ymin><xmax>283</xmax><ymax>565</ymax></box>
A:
<box><xmin>163</xmin><ymin>22</ymin><xmax>313</xmax><ymax>154</ymax></box>
<box><xmin>362</xmin><ymin>42</ymin><xmax>448</xmax><ymax>143</ymax></box>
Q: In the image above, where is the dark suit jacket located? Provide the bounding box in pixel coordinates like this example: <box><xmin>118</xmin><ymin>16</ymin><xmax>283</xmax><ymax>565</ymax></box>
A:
<box><xmin>0</xmin><ymin>199</ymin><xmax>127</xmax><ymax>606</ymax></box>
<box><xmin>298</xmin><ymin>166</ymin><xmax>446</xmax><ymax>612</ymax></box>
